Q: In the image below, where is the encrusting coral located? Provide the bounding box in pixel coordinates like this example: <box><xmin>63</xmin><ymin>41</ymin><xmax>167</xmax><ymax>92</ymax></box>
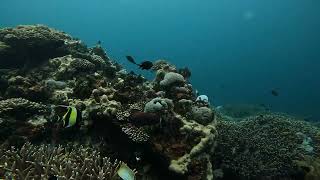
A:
<box><xmin>168</xmin><ymin>114</ymin><xmax>218</xmax><ymax>177</ymax></box>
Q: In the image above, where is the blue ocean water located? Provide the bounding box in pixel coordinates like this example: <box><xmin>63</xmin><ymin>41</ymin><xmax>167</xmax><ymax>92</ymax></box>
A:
<box><xmin>1</xmin><ymin>0</ymin><xmax>319</xmax><ymax>120</ymax></box>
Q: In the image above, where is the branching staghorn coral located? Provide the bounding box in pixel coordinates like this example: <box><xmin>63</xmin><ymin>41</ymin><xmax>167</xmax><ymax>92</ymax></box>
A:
<box><xmin>0</xmin><ymin>142</ymin><xmax>123</xmax><ymax>180</ymax></box>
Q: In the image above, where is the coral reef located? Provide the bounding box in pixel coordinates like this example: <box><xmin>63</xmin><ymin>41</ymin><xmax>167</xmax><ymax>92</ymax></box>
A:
<box><xmin>0</xmin><ymin>142</ymin><xmax>122</xmax><ymax>179</ymax></box>
<box><xmin>213</xmin><ymin>113</ymin><xmax>320</xmax><ymax>179</ymax></box>
<box><xmin>191</xmin><ymin>106</ymin><xmax>214</xmax><ymax>125</ymax></box>
<box><xmin>121</xmin><ymin>124</ymin><xmax>150</xmax><ymax>143</ymax></box>
<box><xmin>216</xmin><ymin>103</ymin><xmax>269</xmax><ymax>121</ymax></box>
<box><xmin>169</xmin><ymin>115</ymin><xmax>217</xmax><ymax>176</ymax></box>
<box><xmin>3</xmin><ymin>24</ymin><xmax>318</xmax><ymax>180</ymax></box>
<box><xmin>0</xmin><ymin>25</ymin><xmax>73</xmax><ymax>68</ymax></box>
<box><xmin>294</xmin><ymin>156</ymin><xmax>320</xmax><ymax>180</ymax></box>
<box><xmin>0</xmin><ymin>98</ymin><xmax>47</xmax><ymax>120</ymax></box>
<box><xmin>144</xmin><ymin>97</ymin><xmax>173</xmax><ymax>114</ymax></box>
<box><xmin>159</xmin><ymin>72</ymin><xmax>185</xmax><ymax>87</ymax></box>
<box><xmin>5</xmin><ymin>75</ymin><xmax>49</xmax><ymax>101</ymax></box>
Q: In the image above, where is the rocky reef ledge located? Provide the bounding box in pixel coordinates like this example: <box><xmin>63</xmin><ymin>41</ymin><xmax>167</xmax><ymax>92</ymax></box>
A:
<box><xmin>0</xmin><ymin>25</ymin><xmax>319</xmax><ymax>180</ymax></box>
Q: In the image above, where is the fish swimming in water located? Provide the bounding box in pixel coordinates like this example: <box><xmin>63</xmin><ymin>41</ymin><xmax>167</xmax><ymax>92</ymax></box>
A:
<box><xmin>57</xmin><ymin>105</ymin><xmax>81</xmax><ymax>128</ymax></box>
<box><xmin>271</xmin><ymin>89</ymin><xmax>279</xmax><ymax>96</ymax></box>
<box><xmin>126</xmin><ymin>56</ymin><xmax>153</xmax><ymax>70</ymax></box>
<box><xmin>126</xmin><ymin>56</ymin><xmax>137</xmax><ymax>65</ymax></box>
<box><xmin>117</xmin><ymin>162</ymin><xmax>137</xmax><ymax>180</ymax></box>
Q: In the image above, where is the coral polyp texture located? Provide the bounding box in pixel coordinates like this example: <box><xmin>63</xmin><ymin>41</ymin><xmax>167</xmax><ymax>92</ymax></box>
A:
<box><xmin>0</xmin><ymin>24</ymin><xmax>319</xmax><ymax>180</ymax></box>
<box><xmin>214</xmin><ymin>113</ymin><xmax>320</xmax><ymax>179</ymax></box>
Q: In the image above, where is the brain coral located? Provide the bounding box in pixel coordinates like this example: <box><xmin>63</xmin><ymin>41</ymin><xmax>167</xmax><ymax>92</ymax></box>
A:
<box><xmin>214</xmin><ymin>113</ymin><xmax>320</xmax><ymax>178</ymax></box>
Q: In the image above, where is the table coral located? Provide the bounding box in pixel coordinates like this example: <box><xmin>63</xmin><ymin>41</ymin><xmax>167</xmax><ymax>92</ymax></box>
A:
<box><xmin>0</xmin><ymin>25</ymin><xmax>74</xmax><ymax>68</ymax></box>
<box><xmin>0</xmin><ymin>98</ymin><xmax>47</xmax><ymax>120</ymax></box>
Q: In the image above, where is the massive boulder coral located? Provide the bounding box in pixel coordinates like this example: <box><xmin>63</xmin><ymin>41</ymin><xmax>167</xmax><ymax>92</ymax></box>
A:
<box><xmin>160</xmin><ymin>72</ymin><xmax>185</xmax><ymax>87</ymax></box>
<box><xmin>144</xmin><ymin>97</ymin><xmax>173</xmax><ymax>113</ymax></box>
<box><xmin>191</xmin><ymin>106</ymin><xmax>215</xmax><ymax>125</ymax></box>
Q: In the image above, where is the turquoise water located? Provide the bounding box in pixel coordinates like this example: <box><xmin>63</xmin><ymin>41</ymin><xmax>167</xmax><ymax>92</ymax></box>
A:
<box><xmin>1</xmin><ymin>0</ymin><xmax>319</xmax><ymax>120</ymax></box>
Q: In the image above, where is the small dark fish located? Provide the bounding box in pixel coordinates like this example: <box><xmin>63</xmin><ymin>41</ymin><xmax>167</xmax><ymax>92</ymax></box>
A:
<box><xmin>126</xmin><ymin>55</ymin><xmax>153</xmax><ymax>70</ymax></box>
<box><xmin>139</xmin><ymin>61</ymin><xmax>153</xmax><ymax>70</ymax></box>
<box><xmin>126</xmin><ymin>56</ymin><xmax>138</xmax><ymax>65</ymax></box>
<box><xmin>271</xmin><ymin>89</ymin><xmax>279</xmax><ymax>96</ymax></box>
